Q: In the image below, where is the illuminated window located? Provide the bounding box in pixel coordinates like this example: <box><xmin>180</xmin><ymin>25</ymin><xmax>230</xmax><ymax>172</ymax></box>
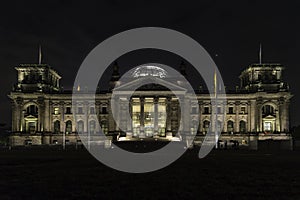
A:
<box><xmin>264</xmin><ymin>122</ymin><xmax>272</xmax><ymax>131</ymax></box>
<box><xmin>100</xmin><ymin>120</ymin><xmax>108</xmax><ymax>134</ymax></box>
<box><xmin>241</xmin><ymin>107</ymin><xmax>246</xmax><ymax>114</ymax></box>
<box><xmin>54</xmin><ymin>107</ymin><xmax>59</xmax><ymax>115</ymax></box>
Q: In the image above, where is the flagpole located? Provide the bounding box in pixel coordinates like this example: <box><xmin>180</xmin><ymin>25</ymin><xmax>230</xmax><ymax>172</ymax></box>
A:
<box><xmin>63</xmin><ymin>114</ymin><xmax>65</xmax><ymax>150</ymax></box>
<box><xmin>38</xmin><ymin>45</ymin><xmax>42</xmax><ymax>64</ymax></box>
<box><xmin>259</xmin><ymin>43</ymin><xmax>262</xmax><ymax>64</ymax></box>
<box><xmin>214</xmin><ymin>69</ymin><xmax>218</xmax><ymax>149</ymax></box>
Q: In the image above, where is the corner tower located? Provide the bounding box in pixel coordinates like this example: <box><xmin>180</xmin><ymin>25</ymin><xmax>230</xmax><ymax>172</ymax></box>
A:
<box><xmin>239</xmin><ymin>63</ymin><xmax>288</xmax><ymax>92</ymax></box>
<box><xmin>14</xmin><ymin>64</ymin><xmax>61</xmax><ymax>93</ymax></box>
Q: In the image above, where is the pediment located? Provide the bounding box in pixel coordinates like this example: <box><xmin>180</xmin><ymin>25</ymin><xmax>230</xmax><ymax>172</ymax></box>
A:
<box><xmin>263</xmin><ymin>115</ymin><xmax>276</xmax><ymax>119</ymax></box>
<box><xmin>113</xmin><ymin>77</ymin><xmax>187</xmax><ymax>92</ymax></box>
<box><xmin>24</xmin><ymin>115</ymin><xmax>38</xmax><ymax>120</ymax></box>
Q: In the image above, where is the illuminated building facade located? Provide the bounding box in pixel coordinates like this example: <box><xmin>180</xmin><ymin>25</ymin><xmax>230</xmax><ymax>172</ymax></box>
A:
<box><xmin>8</xmin><ymin>61</ymin><xmax>292</xmax><ymax>146</ymax></box>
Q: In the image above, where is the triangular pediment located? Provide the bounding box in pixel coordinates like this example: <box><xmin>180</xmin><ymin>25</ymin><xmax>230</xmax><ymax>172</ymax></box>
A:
<box><xmin>24</xmin><ymin>115</ymin><xmax>38</xmax><ymax>120</ymax></box>
<box><xmin>263</xmin><ymin>115</ymin><xmax>276</xmax><ymax>119</ymax></box>
<box><xmin>113</xmin><ymin>77</ymin><xmax>187</xmax><ymax>92</ymax></box>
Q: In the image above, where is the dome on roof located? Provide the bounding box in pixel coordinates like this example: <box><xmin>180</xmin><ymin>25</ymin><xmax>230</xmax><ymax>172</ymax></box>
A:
<box><xmin>131</xmin><ymin>65</ymin><xmax>167</xmax><ymax>78</ymax></box>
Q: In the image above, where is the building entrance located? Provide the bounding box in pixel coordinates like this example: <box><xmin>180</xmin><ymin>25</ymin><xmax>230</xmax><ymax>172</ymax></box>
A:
<box><xmin>131</xmin><ymin>97</ymin><xmax>166</xmax><ymax>137</ymax></box>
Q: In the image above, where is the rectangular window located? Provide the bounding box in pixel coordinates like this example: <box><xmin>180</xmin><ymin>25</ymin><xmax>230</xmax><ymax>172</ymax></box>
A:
<box><xmin>54</xmin><ymin>107</ymin><xmax>59</xmax><ymax>115</ymax></box>
<box><xmin>101</xmin><ymin>106</ymin><xmax>107</xmax><ymax>114</ymax></box>
<box><xmin>204</xmin><ymin>107</ymin><xmax>209</xmax><ymax>114</ymax></box>
<box><xmin>78</xmin><ymin>107</ymin><xmax>83</xmax><ymax>114</ymax></box>
<box><xmin>264</xmin><ymin>122</ymin><xmax>272</xmax><ymax>131</ymax></box>
<box><xmin>90</xmin><ymin>107</ymin><xmax>95</xmax><ymax>114</ymax></box>
<box><xmin>228</xmin><ymin>107</ymin><xmax>234</xmax><ymax>114</ymax></box>
<box><xmin>66</xmin><ymin>107</ymin><xmax>71</xmax><ymax>114</ymax></box>
<box><xmin>241</xmin><ymin>107</ymin><xmax>246</xmax><ymax>114</ymax></box>
<box><xmin>191</xmin><ymin>107</ymin><xmax>197</xmax><ymax>114</ymax></box>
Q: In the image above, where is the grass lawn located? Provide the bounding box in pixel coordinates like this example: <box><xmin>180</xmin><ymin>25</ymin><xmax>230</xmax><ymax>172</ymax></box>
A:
<box><xmin>0</xmin><ymin>144</ymin><xmax>299</xmax><ymax>200</ymax></box>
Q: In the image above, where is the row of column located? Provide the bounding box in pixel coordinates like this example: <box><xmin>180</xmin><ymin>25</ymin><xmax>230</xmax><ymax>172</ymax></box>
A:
<box><xmin>116</xmin><ymin>96</ymin><xmax>175</xmax><ymax>136</ymax></box>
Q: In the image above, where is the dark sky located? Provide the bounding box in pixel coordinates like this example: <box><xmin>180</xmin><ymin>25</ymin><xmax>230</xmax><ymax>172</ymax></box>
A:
<box><xmin>1</xmin><ymin>0</ymin><xmax>299</xmax><ymax>127</ymax></box>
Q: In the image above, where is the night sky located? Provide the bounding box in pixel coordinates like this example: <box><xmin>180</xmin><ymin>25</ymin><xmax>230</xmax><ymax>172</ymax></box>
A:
<box><xmin>1</xmin><ymin>0</ymin><xmax>299</xmax><ymax>127</ymax></box>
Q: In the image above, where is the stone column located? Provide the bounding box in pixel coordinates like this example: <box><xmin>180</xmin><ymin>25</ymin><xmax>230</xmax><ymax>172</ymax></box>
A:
<box><xmin>154</xmin><ymin>96</ymin><xmax>159</xmax><ymax>137</ymax></box>
<box><xmin>166</xmin><ymin>97</ymin><xmax>172</xmax><ymax>138</ymax></box>
<box><xmin>235</xmin><ymin>101</ymin><xmax>240</xmax><ymax>133</ymax></box>
<box><xmin>275</xmin><ymin>108</ymin><xmax>280</xmax><ymax>132</ymax></box>
<box><xmin>59</xmin><ymin>101</ymin><xmax>65</xmax><ymax>133</ymax></box>
<box><xmin>211</xmin><ymin>100</ymin><xmax>216</xmax><ymax>132</ymax></box>
<box><xmin>37</xmin><ymin>98</ymin><xmax>45</xmax><ymax>132</ymax></box>
<box><xmin>281</xmin><ymin>100</ymin><xmax>290</xmax><ymax>132</ymax></box>
<box><xmin>278</xmin><ymin>99</ymin><xmax>283</xmax><ymax>132</ymax></box>
<box><xmin>126</xmin><ymin>98</ymin><xmax>133</xmax><ymax>138</ymax></box>
<box><xmin>108</xmin><ymin>98</ymin><xmax>115</xmax><ymax>134</ymax></box>
<box><xmin>11</xmin><ymin>101</ymin><xmax>17</xmax><ymax>132</ymax></box>
<box><xmin>250</xmin><ymin>100</ymin><xmax>256</xmax><ymax>132</ymax></box>
<box><xmin>198</xmin><ymin>101</ymin><xmax>203</xmax><ymax>134</ymax></box>
<box><xmin>16</xmin><ymin>98</ymin><xmax>23</xmax><ymax>132</ymax></box>
<box><xmin>114</xmin><ymin>97</ymin><xmax>120</xmax><ymax>132</ymax></box>
<box><xmin>139</xmin><ymin>97</ymin><xmax>145</xmax><ymax>138</ymax></box>
<box><xmin>95</xmin><ymin>101</ymin><xmax>100</xmax><ymax>133</ymax></box>
<box><xmin>21</xmin><ymin>109</ymin><xmax>25</xmax><ymax>133</ymax></box>
<box><xmin>119</xmin><ymin>97</ymin><xmax>127</xmax><ymax>133</ymax></box>
<box><xmin>44</xmin><ymin>100</ymin><xmax>50</xmax><ymax>132</ymax></box>
<box><xmin>84</xmin><ymin>101</ymin><xmax>88</xmax><ymax>133</ymax></box>
<box><xmin>178</xmin><ymin>96</ymin><xmax>184</xmax><ymax>135</ymax></box>
<box><xmin>183</xmin><ymin>97</ymin><xmax>191</xmax><ymax>135</ymax></box>
<box><xmin>247</xmin><ymin>101</ymin><xmax>251</xmax><ymax>132</ymax></box>
<box><xmin>256</xmin><ymin>98</ymin><xmax>263</xmax><ymax>132</ymax></box>
<box><xmin>49</xmin><ymin>101</ymin><xmax>54</xmax><ymax>133</ymax></box>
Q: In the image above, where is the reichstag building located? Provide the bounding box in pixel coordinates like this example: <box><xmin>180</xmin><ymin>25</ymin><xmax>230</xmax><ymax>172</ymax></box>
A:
<box><xmin>8</xmin><ymin>59</ymin><xmax>292</xmax><ymax>146</ymax></box>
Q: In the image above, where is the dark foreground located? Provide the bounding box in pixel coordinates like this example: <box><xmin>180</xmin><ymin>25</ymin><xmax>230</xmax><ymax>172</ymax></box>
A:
<box><xmin>0</xmin><ymin>143</ymin><xmax>300</xmax><ymax>200</ymax></box>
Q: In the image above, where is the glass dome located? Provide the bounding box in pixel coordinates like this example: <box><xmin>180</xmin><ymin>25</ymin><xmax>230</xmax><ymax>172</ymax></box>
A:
<box><xmin>131</xmin><ymin>65</ymin><xmax>167</xmax><ymax>78</ymax></box>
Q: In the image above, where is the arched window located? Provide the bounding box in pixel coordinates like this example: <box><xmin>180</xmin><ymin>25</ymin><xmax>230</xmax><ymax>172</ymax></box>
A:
<box><xmin>239</xmin><ymin>121</ymin><xmax>246</xmax><ymax>133</ymax></box>
<box><xmin>54</xmin><ymin>120</ymin><xmax>60</xmax><ymax>134</ymax></box>
<box><xmin>65</xmin><ymin>120</ymin><xmax>72</xmax><ymax>134</ymax></box>
<box><xmin>203</xmin><ymin>120</ymin><xmax>210</xmax><ymax>134</ymax></box>
<box><xmin>89</xmin><ymin>120</ymin><xmax>96</xmax><ymax>134</ymax></box>
<box><xmin>26</xmin><ymin>105</ymin><xmax>38</xmax><ymax>116</ymax></box>
<box><xmin>100</xmin><ymin>120</ymin><xmax>108</xmax><ymax>135</ymax></box>
<box><xmin>77</xmin><ymin>120</ymin><xmax>84</xmax><ymax>134</ymax></box>
<box><xmin>262</xmin><ymin>105</ymin><xmax>275</xmax><ymax>117</ymax></box>
<box><xmin>227</xmin><ymin>120</ymin><xmax>234</xmax><ymax>133</ymax></box>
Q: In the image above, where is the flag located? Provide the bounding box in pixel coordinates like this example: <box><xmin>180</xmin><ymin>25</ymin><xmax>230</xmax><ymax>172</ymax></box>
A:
<box><xmin>214</xmin><ymin>68</ymin><xmax>218</xmax><ymax>148</ymax></box>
